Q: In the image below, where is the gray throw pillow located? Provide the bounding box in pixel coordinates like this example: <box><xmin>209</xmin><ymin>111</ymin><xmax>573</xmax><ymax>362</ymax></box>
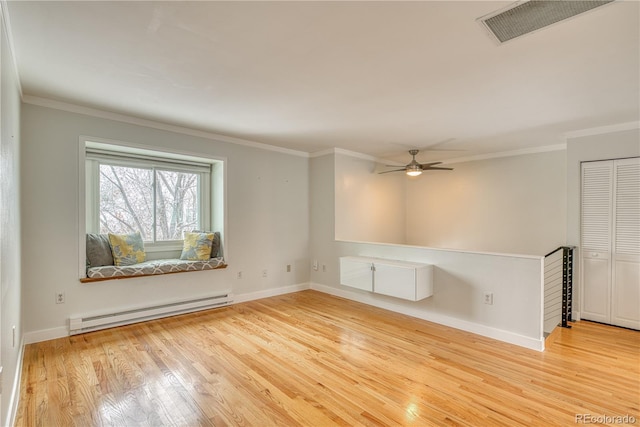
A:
<box><xmin>193</xmin><ymin>230</ymin><xmax>221</xmax><ymax>258</ymax></box>
<box><xmin>86</xmin><ymin>233</ymin><xmax>114</xmax><ymax>267</ymax></box>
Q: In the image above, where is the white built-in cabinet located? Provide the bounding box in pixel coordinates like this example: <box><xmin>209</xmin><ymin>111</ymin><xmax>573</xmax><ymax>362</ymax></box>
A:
<box><xmin>339</xmin><ymin>256</ymin><xmax>433</xmax><ymax>301</ymax></box>
<box><xmin>581</xmin><ymin>158</ymin><xmax>640</xmax><ymax>330</ymax></box>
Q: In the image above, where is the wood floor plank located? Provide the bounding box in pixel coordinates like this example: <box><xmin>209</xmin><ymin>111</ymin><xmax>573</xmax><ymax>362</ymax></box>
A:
<box><xmin>15</xmin><ymin>290</ymin><xmax>640</xmax><ymax>426</ymax></box>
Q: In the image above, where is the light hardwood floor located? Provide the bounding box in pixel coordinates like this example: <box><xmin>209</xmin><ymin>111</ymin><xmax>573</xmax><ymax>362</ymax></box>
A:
<box><xmin>15</xmin><ymin>290</ymin><xmax>640</xmax><ymax>426</ymax></box>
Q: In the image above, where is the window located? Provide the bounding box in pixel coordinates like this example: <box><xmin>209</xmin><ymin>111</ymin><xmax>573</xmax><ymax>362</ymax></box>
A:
<box><xmin>84</xmin><ymin>140</ymin><xmax>223</xmax><ymax>250</ymax></box>
<box><xmin>98</xmin><ymin>164</ymin><xmax>201</xmax><ymax>241</ymax></box>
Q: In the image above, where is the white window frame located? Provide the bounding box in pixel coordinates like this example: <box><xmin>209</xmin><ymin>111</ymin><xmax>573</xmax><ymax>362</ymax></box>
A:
<box><xmin>78</xmin><ymin>136</ymin><xmax>226</xmax><ymax>278</ymax></box>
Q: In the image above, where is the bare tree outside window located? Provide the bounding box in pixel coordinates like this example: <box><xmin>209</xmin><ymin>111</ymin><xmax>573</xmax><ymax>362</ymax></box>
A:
<box><xmin>156</xmin><ymin>170</ymin><xmax>198</xmax><ymax>240</ymax></box>
<box><xmin>99</xmin><ymin>164</ymin><xmax>199</xmax><ymax>241</ymax></box>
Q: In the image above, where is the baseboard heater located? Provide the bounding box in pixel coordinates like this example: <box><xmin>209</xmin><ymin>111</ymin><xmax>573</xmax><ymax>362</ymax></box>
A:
<box><xmin>69</xmin><ymin>291</ymin><xmax>233</xmax><ymax>335</ymax></box>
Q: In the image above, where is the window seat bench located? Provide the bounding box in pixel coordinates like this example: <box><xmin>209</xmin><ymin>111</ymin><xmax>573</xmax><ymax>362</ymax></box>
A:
<box><xmin>81</xmin><ymin>257</ymin><xmax>227</xmax><ymax>283</ymax></box>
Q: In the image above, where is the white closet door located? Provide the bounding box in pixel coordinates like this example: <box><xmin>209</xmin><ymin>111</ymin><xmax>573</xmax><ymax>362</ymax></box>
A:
<box><xmin>581</xmin><ymin>162</ymin><xmax>613</xmax><ymax>324</ymax></box>
<box><xmin>611</xmin><ymin>158</ymin><xmax>640</xmax><ymax>329</ymax></box>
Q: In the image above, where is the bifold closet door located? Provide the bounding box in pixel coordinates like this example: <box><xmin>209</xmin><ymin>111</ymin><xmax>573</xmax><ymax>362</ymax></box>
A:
<box><xmin>611</xmin><ymin>158</ymin><xmax>640</xmax><ymax>329</ymax></box>
<box><xmin>581</xmin><ymin>158</ymin><xmax>640</xmax><ymax>330</ymax></box>
<box><xmin>581</xmin><ymin>161</ymin><xmax>613</xmax><ymax>324</ymax></box>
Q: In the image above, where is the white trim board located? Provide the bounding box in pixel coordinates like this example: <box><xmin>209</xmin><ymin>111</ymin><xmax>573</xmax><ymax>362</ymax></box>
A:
<box><xmin>22</xmin><ymin>95</ymin><xmax>578</xmax><ymax>165</ymax></box>
<box><xmin>23</xmin><ymin>281</ymin><xmax>544</xmax><ymax>351</ymax></box>
<box><xmin>22</xmin><ymin>95</ymin><xmax>310</xmax><ymax>158</ymax></box>
<box><xmin>310</xmin><ymin>283</ymin><xmax>545</xmax><ymax>352</ymax></box>
<box><xmin>336</xmin><ymin>238</ymin><xmax>543</xmax><ymax>260</ymax></box>
<box><xmin>442</xmin><ymin>143</ymin><xmax>566</xmax><ymax>165</ymax></box>
<box><xmin>311</xmin><ymin>144</ymin><xmax>567</xmax><ymax>167</ymax></box>
<box><xmin>564</xmin><ymin>121</ymin><xmax>640</xmax><ymax>139</ymax></box>
<box><xmin>23</xmin><ymin>283</ymin><xmax>312</xmax><ymax>344</ymax></box>
<box><xmin>23</xmin><ymin>326</ymin><xmax>69</xmax><ymax>345</ymax></box>
<box><xmin>6</xmin><ymin>337</ymin><xmax>25</xmax><ymax>427</ymax></box>
<box><xmin>233</xmin><ymin>283</ymin><xmax>311</xmax><ymax>304</ymax></box>
<box><xmin>0</xmin><ymin>1</ymin><xmax>24</xmax><ymax>98</ymax></box>
<box><xmin>310</xmin><ymin>148</ymin><xmax>396</xmax><ymax>165</ymax></box>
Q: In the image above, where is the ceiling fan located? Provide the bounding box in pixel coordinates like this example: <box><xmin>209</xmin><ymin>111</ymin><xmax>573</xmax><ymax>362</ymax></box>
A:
<box><xmin>379</xmin><ymin>149</ymin><xmax>453</xmax><ymax>176</ymax></box>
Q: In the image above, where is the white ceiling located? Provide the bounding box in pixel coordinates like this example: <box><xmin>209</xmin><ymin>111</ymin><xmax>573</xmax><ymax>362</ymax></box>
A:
<box><xmin>5</xmin><ymin>1</ymin><xmax>639</xmax><ymax>161</ymax></box>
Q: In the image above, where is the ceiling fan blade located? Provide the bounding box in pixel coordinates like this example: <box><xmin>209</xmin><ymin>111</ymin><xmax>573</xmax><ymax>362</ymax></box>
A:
<box><xmin>424</xmin><ymin>166</ymin><xmax>454</xmax><ymax>171</ymax></box>
<box><xmin>378</xmin><ymin>169</ymin><xmax>407</xmax><ymax>174</ymax></box>
<box><xmin>385</xmin><ymin>164</ymin><xmax>406</xmax><ymax>167</ymax></box>
<box><xmin>419</xmin><ymin>161</ymin><xmax>442</xmax><ymax>167</ymax></box>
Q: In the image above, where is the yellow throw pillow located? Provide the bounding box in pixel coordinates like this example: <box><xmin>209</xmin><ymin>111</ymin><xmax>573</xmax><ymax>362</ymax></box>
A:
<box><xmin>108</xmin><ymin>232</ymin><xmax>146</xmax><ymax>266</ymax></box>
<box><xmin>180</xmin><ymin>232</ymin><xmax>214</xmax><ymax>261</ymax></box>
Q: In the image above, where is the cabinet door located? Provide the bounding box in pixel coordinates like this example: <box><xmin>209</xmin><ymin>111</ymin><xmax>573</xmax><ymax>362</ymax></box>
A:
<box><xmin>340</xmin><ymin>257</ymin><xmax>373</xmax><ymax>291</ymax></box>
<box><xmin>374</xmin><ymin>263</ymin><xmax>417</xmax><ymax>301</ymax></box>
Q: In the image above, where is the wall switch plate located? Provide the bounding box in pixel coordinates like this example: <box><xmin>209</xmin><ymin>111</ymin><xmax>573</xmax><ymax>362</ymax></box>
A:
<box><xmin>483</xmin><ymin>292</ymin><xmax>493</xmax><ymax>305</ymax></box>
<box><xmin>262</xmin><ymin>269</ymin><xmax>268</xmax><ymax>278</ymax></box>
<box><xmin>313</xmin><ymin>260</ymin><xmax>318</xmax><ymax>271</ymax></box>
<box><xmin>286</xmin><ymin>264</ymin><xmax>291</xmax><ymax>272</ymax></box>
<box><xmin>237</xmin><ymin>271</ymin><xmax>242</xmax><ymax>279</ymax></box>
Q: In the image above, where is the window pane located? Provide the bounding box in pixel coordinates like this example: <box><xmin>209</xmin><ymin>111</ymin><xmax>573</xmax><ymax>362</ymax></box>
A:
<box><xmin>99</xmin><ymin>165</ymin><xmax>153</xmax><ymax>240</ymax></box>
<box><xmin>155</xmin><ymin>170</ymin><xmax>199</xmax><ymax>240</ymax></box>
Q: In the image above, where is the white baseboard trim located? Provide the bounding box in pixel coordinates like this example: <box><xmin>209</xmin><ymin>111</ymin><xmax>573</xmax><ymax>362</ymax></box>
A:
<box><xmin>311</xmin><ymin>283</ymin><xmax>545</xmax><ymax>352</ymax></box>
<box><xmin>24</xmin><ymin>326</ymin><xmax>69</xmax><ymax>345</ymax></box>
<box><xmin>572</xmin><ymin>311</ymin><xmax>581</xmax><ymax>322</ymax></box>
<box><xmin>233</xmin><ymin>282</ymin><xmax>311</xmax><ymax>304</ymax></box>
<box><xmin>22</xmin><ymin>282</ymin><xmax>543</xmax><ymax>352</ymax></box>
<box><xmin>6</xmin><ymin>337</ymin><xmax>25</xmax><ymax>427</ymax></box>
<box><xmin>23</xmin><ymin>283</ymin><xmax>312</xmax><ymax>344</ymax></box>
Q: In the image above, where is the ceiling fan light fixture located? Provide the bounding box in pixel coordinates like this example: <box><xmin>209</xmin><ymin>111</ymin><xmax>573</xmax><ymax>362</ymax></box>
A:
<box><xmin>406</xmin><ymin>165</ymin><xmax>422</xmax><ymax>176</ymax></box>
<box><xmin>378</xmin><ymin>149</ymin><xmax>453</xmax><ymax>176</ymax></box>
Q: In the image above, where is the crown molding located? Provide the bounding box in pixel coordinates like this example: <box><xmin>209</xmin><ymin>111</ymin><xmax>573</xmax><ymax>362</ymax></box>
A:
<box><xmin>0</xmin><ymin>0</ymin><xmax>24</xmax><ymax>98</ymax></box>
<box><xmin>333</xmin><ymin>148</ymin><xmax>381</xmax><ymax>162</ymax></box>
<box><xmin>309</xmin><ymin>148</ymin><xmax>336</xmax><ymax>158</ymax></box>
<box><xmin>310</xmin><ymin>147</ymin><xmax>396</xmax><ymax>164</ymax></box>
<box><xmin>564</xmin><ymin>121</ymin><xmax>640</xmax><ymax>140</ymax></box>
<box><xmin>442</xmin><ymin>143</ymin><xmax>567</xmax><ymax>165</ymax></box>
<box><xmin>312</xmin><ymin>143</ymin><xmax>567</xmax><ymax>165</ymax></box>
<box><xmin>22</xmin><ymin>95</ymin><xmax>311</xmax><ymax>158</ymax></box>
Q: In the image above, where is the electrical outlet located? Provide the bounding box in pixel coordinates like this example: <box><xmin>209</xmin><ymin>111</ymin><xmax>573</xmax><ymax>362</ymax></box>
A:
<box><xmin>262</xmin><ymin>269</ymin><xmax>268</xmax><ymax>278</ymax></box>
<box><xmin>237</xmin><ymin>271</ymin><xmax>242</xmax><ymax>279</ymax></box>
<box><xmin>286</xmin><ymin>264</ymin><xmax>291</xmax><ymax>273</ymax></box>
<box><xmin>313</xmin><ymin>260</ymin><xmax>318</xmax><ymax>271</ymax></box>
<box><xmin>483</xmin><ymin>292</ymin><xmax>493</xmax><ymax>305</ymax></box>
<box><xmin>56</xmin><ymin>292</ymin><xmax>65</xmax><ymax>304</ymax></box>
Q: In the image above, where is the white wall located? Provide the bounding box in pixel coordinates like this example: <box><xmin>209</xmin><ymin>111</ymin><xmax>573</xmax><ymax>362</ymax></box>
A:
<box><xmin>310</xmin><ymin>153</ymin><xmax>545</xmax><ymax>351</ymax></box>
<box><xmin>334</xmin><ymin>152</ymin><xmax>406</xmax><ymax>244</ymax></box>
<box><xmin>20</xmin><ymin>103</ymin><xmax>310</xmax><ymax>340</ymax></box>
<box><xmin>0</xmin><ymin>7</ymin><xmax>23</xmax><ymax>425</ymax></box>
<box><xmin>333</xmin><ymin>148</ymin><xmax>567</xmax><ymax>256</ymax></box>
<box><xmin>406</xmin><ymin>150</ymin><xmax>567</xmax><ymax>255</ymax></box>
<box><xmin>566</xmin><ymin>127</ymin><xmax>640</xmax><ymax>318</ymax></box>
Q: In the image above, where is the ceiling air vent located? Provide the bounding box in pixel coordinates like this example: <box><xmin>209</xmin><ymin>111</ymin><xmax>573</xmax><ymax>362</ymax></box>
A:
<box><xmin>478</xmin><ymin>0</ymin><xmax>615</xmax><ymax>44</ymax></box>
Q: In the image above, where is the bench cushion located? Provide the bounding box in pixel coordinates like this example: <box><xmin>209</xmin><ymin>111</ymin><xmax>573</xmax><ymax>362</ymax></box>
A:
<box><xmin>86</xmin><ymin>257</ymin><xmax>227</xmax><ymax>279</ymax></box>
